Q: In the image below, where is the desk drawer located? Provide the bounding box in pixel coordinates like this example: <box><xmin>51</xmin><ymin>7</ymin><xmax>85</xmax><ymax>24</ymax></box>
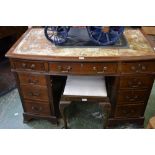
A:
<box><xmin>82</xmin><ymin>63</ymin><xmax>118</xmax><ymax>74</ymax></box>
<box><xmin>14</xmin><ymin>60</ymin><xmax>45</xmax><ymax>72</ymax></box>
<box><xmin>117</xmin><ymin>90</ymin><xmax>148</xmax><ymax>103</ymax></box>
<box><xmin>49</xmin><ymin>62</ymin><xmax>80</xmax><ymax>74</ymax></box>
<box><xmin>119</xmin><ymin>76</ymin><xmax>153</xmax><ymax>89</ymax></box>
<box><xmin>20</xmin><ymin>85</ymin><xmax>49</xmax><ymax>101</ymax></box>
<box><xmin>18</xmin><ymin>73</ymin><xmax>47</xmax><ymax>86</ymax></box>
<box><xmin>115</xmin><ymin>104</ymin><xmax>144</xmax><ymax>118</ymax></box>
<box><xmin>49</xmin><ymin>62</ymin><xmax>118</xmax><ymax>75</ymax></box>
<box><xmin>24</xmin><ymin>100</ymin><xmax>51</xmax><ymax>115</ymax></box>
<box><xmin>121</xmin><ymin>61</ymin><xmax>155</xmax><ymax>74</ymax></box>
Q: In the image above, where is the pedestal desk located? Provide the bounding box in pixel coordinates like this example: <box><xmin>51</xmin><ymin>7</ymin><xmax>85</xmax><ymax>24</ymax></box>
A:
<box><xmin>6</xmin><ymin>28</ymin><xmax>155</xmax><ymax>126</ymax></box>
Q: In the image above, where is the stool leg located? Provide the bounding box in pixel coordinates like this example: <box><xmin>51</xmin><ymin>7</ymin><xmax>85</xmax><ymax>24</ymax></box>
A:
<box><xmin>59</xmin><ymin>101</ymin><xmax>71</xmax><ymax>129</ymax></box>
<box><xmin>99</xmin><ymin>102</ymin><xmax>111</xmax><ymax>128</ymax></box>
<box><xmin>147</xmin><ymin>122</ymin><xmax>152</xmax><ymax>129</ymax></box>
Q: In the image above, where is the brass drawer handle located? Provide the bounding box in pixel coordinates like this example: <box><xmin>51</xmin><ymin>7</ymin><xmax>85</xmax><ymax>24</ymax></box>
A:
<box><xmin>95</xmin><ymin>66</ymin><xmax>107</xmax><ymax>74</ymax></box>
<box><xmin>93</xmin><ymin>66</ymin><xmax>97</xmax><ymax>71</ymax></box>
<box><xmin>22</xmin><ymin>63</ymin><xmax>27</xmax><ymax>68</ymax></box>
<box><xmin>58</xmin><ymin>66</ymin><xmax>62</xmax><ymax>71</ymax></box>
<box><xmin>125</xmin><ymin>95</ymin><xmax>138</xmax><ymax>101</ymax></box>
<box><xmin>30</xmin><ymin>64</ymin><xmax>36</xmax><ymax>69</ymax></box>
<box><xmin>32</xmin><ymin>106</ymin><xmax>42</xmax><ymax>112</ymax></box>
<box><xmin>62</xmin><ymin>66</ymin><xmax>71</xmax><ymax>73</ymax></box>
<box><xmin>58</xmin><ymin>66</ymin><xmax>72</xmax><ymax>73</ymax></box>
<box><xmin>103</xmin><ymin>66</ymin><xmax>108</xmax><ymax>71</ymax></box>
<box><xmin>128</xmin><ymin>81</ymin><xmax>142</xmax><ymax>88</ymax></box>
<box><xmin>129</xmin><ymin>85</ymin><xmax>139</xmax><ymax>88</ymax></box>
<box><xmin>125</xmin><ymin>96</ymin><xmax>130</xmax><ymax>100</ymax></box>
<box><xmin>131</xmin><ymin>66</ymin><xmax>139</xmax><ymax>72</ymax></box>
<box><xmin>131</xmin><ymin>66</ymin><xmax>136</xmax><ymax>70</ymax></box>
<box><xmin>28</xmin><ymin>92</ymin><xmax>40</xmax><ymax>97</ymax></box>
<box><xmin>141</xmin><ymin>65</ymin><xmax>146</xmax><ymax>71</ymax></box>
<box><xmin>21</xmin><ymin>63</ymin><xmax>36</xmax><ymax>70</ymax></box>
<box><xmin>131</xmin><ymin>64</ymin><xmax>147</xmax><ymax>72</ymax></box>
<box><xmin>28</xmin><ymin>79</ymin><xmax>39</xmax><ymax>84</ymax></box>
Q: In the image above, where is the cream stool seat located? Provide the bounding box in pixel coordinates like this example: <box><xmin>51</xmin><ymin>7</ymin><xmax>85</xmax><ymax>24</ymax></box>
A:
<box><xmin>63</xmin><ymin>76</ymin><xmax>107</xmax><ymax>97</ymax></box>
<box><xmin>59</xmin><ymin>76</ymin><xmax>111</xmax><ymax>128</ymax></box>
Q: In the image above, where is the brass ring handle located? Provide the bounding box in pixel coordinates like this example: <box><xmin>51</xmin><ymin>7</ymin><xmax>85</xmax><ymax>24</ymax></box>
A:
<box><xmin>128</xmin><ymin>82</ymin><xmax>142</xmax><ymax>88</ymax></box>
<box><xmin>130</xmin><ymin>85</ymin><xmax>139</xmax><ymax>88</ymax></box>
<box><xmin>32</xmin><ymin>106</ymin><xmax>42</xmax><ymax>112</ymax></box>
<box><xmin>28</xmin><ymin>92</ymin><xmax>40</xmax><ymax>97</ymax></box>
<box><xmin>28</xmin><ymin>79</ymin><xmax>39</xmax><ymax>84</ymax></box>
<box><xmin>96</xmin><ymin>66</ymin><xmax>107</xmax><ymax>74</ymax></box>
<box><xmin>126</xmin><ymin>95</ymin><xmax>138</xmax><ymax>101</ymax></box>
<box><xmin>57</xmin><ymin>66</ymin><xmax>72</xmax><ymax>72</ymax></box>
<box><xmin>62</xmin><ymin>66</ymin><xmax>72</xmax><ymax>73</ymax></box>
<box><xmin>131</xmin><ymin>66</ymin><xmax>139</xmax><ymax>72</ymax></box>
<box><xmin>33</xmin><ymin>92</ymin><xmax>40</xmax><ymax>96</ymax></box>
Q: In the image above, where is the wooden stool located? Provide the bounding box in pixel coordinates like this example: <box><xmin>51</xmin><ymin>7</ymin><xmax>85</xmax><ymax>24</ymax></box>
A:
<box><xmin>147</xmin><ymin>116</ymin><xmax>155</xmax><ymax>129</ymax></box>
<box><xmin>59</xmin><ymin>76</ymin><xmax>111</xmax><ymax>129</ymax></box>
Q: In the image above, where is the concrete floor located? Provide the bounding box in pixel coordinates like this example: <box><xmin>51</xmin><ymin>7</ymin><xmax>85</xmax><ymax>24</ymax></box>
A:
<box><xmin>0</xmin><ymin>82</ymin><xmax>155</xmax><ymax>129</ymax></box>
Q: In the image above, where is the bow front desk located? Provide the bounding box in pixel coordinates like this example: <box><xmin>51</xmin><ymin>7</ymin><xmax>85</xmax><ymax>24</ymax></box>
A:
<box><xmin>6</xmin><ymin>28</ymin><xmax>155</xmax><ymax>126</ymax></box>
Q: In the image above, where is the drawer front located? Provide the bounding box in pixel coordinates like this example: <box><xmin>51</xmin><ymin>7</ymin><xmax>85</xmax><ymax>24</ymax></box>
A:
<box><xmin>14</xmin><ymin>60</ymin><xmax>45</xmax><ymax>72</ymax></box>
<box><xmin>20</xmin><ymin>85</ymin><xmax>49</xmax><ymax>101</ymax></box>
<box><xmin>82</xmin><ymin>63</ymin><xmax>118</xmax><ymax>74</ymax></box>
<box><xmin>119</xmin><ymin>76</ymin><xmax>154</xmax><ymax>89</ymax></box>
<box><xmin>24</xmin><ymin>101</ymin><xmax>51</xmax><ymax>115</ymax></box>
<box><xmin>18</xmin><ymin>73</ymin><xmax>47</xmax><ymax>86</ymax></box>
<box><xmin>49</xmin><ymin>62</ymin><xmax>118</xmax><ymax>75</ymax></box>
<box><xmin>117</xmin><ymin>90</ymin><xmax>148</xmax><ymax>103</ymax></box>
<box><xmin>49</xmin><ymin>62</ymin><xmax>80</xmax><ymax>74</ymax></box>
<box><xmin>121</xmin><ymin>61</ymin><xmax>155</xmax><ymax>74</ymax></box>
<box><xmin>115</xmin><ymin>104</ymin><xmax>145</xmax><ymax>118</ymax></box>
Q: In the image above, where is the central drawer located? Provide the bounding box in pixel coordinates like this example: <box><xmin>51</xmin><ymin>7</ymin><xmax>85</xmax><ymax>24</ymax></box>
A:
<box><xmin>49</xmin><ymin>62</ymin><xmax>118</xmax><ymax>75</ymax></box>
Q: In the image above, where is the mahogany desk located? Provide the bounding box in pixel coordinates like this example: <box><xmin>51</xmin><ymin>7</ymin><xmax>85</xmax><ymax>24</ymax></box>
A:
<box><xmin>6</xmin><ymin>28</ymin><xmax>155</xmax><ymax>126</ymax></box>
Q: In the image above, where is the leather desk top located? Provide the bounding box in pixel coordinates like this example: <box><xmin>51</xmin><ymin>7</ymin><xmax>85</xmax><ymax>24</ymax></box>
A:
<box><xmin>12</xmin><ymin>28</ymin><xmax>154</xmax><ymax>56</ymax></box>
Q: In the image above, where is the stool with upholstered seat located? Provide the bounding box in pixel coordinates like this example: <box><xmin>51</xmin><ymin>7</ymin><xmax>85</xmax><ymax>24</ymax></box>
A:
<box><xmin>59</xmin><ymin>76</ymin><xmax>111</xmax><ymax>129</ymax></box>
